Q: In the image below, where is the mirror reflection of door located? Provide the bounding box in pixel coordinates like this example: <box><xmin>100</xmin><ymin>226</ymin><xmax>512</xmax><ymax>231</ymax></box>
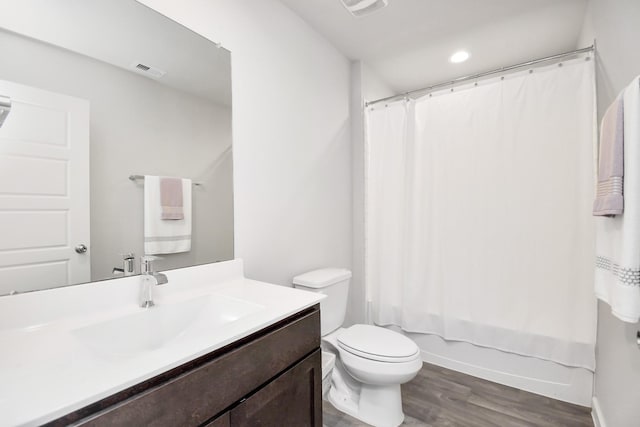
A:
<box><xmin>0</xmin><ymin>80</ymin><xmax>90</xmax><ymax>294</ymax></box>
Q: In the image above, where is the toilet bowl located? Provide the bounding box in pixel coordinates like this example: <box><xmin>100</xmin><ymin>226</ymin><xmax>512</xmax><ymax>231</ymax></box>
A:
<box><xmin>293</xmin><ymin>268</ymin><xmax>422</xmax><ymax>427</ymax></box>
<box><xmin>321</xmin><ymin>351</ymin><xmax>336</xmax><ymax>399</ymax></box>
<box><xmin>323</xmin><ymin>326</ymin><xmax>421</xmax><ymax>427</ymax></box>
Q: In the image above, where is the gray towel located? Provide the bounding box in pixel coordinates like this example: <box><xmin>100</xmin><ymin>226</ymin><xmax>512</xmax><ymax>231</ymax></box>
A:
<box><xmin>160</xmin><ymin>177</ymin><xmax>184</xmax><ymax>220</ymax></box>
<box><xmin>593</xmin><ymin>96</ymin><xmax>624</xmax><ymax>216</ymax></box>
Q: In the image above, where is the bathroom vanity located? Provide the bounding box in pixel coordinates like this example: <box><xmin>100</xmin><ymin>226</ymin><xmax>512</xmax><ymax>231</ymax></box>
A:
<box><xmin>0</xmin><ymin>260</ymin><xmax>324</xmax><ymax>426</ymax></box>
<box><xmin>50</xmin><ymin>305</ymin><xmax>321</xmax><ymax>426</ymax></box>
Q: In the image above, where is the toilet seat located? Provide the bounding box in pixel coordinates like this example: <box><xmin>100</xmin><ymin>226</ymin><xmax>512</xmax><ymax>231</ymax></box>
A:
<box><xmin>337</xmin><ymin>324</ymin><xmax>420</xmax><ymax>363</ymax></box>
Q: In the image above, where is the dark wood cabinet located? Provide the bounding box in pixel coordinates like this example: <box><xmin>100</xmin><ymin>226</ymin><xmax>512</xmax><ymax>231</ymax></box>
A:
<box><xmin>229</xmin><ymin>350</ymin><xmax>322</xmax><ymax>427</ymax></box>
<box><xmin>45</xmin><ymin>305</ymin><xmax>321</xmax><ymax>427</ymax></box>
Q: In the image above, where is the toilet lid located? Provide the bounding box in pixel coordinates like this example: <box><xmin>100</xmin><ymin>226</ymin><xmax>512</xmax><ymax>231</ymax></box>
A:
<box><xmin>337</xmin><ymin>324</ymin><xmax>419</xmax><ymax>363</ymax></box>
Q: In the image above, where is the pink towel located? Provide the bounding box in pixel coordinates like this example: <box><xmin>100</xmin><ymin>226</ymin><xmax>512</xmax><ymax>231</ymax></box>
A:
<box><xmin>160</xmin><ymin>177</ymin><xmax>184</xmax><ymax>220</ymax></box>
<box><xmin>593</xmin><ymin>97</ymin><xmax>624</xmax><ymax>216</ymax></box>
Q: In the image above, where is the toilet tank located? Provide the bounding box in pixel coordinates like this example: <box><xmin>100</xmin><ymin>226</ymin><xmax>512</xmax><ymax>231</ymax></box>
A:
<box><xmin>293</xmin><ymin>268</ymin><xmax>352</xmax><ymax>336</ymax></box>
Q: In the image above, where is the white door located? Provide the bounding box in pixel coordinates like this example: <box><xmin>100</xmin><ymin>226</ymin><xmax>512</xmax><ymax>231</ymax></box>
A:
<box><xmin>0</xmin><ymin>80</ymin><xmax>90</xmax><ymax>294</ymax></box>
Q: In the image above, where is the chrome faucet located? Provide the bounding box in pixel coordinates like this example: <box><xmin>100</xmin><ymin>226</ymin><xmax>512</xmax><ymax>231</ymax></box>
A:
<box><xmin>140</xmin><ymin>256</ymin><xmax>168</xmax><ymax>308</ymax></box>
<box><xmin>113</xmin><ymin>252</ymin><xmax>136</xmax><ymax>277</ymax></box>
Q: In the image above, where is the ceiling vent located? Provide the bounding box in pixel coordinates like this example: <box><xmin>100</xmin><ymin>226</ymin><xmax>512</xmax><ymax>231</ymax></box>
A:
<box><xmin>129</xmin><ymin>62</ymin><xmax>166</xmax><ymax>79</ymax></box>
<box><xmin>340</xmin><ymin>0</ymin><xmax>388</xmax><ymax>17</ymax></box>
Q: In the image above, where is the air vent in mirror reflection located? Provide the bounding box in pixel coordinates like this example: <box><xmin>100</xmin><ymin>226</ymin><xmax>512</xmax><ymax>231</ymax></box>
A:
<box><xmin>129</xmin><ymin>62</ymin><xmax>166</xmax><ymax>79</ymax></box>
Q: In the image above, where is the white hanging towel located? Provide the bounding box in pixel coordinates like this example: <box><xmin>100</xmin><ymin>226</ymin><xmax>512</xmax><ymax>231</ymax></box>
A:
<box><xmin>144</xmin><ymin>175</ymin><xmax>192</xmax><ymax>255</ymax></box>
<box><xmin>595</xmin><ymin>76</ymin><xmax>640</xmax><ymax>322</ymax></box>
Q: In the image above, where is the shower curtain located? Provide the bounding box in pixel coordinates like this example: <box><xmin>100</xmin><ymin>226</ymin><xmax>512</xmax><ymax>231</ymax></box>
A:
<box><xmin>366</xmin><ymin>58</ymin><xmax>597</xmax><ymax>370</ymax></box>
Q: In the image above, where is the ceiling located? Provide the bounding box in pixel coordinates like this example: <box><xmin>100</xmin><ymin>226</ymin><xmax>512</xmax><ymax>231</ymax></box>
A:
<box><xmin>0</xmin><ymin>0</ymin><xmax>231</xmax><ymax>106</ymax></box>
<box><xmin>279</xmin><ymin>0</ymin><xmax>589</xmax><ymax>94</ymax></box>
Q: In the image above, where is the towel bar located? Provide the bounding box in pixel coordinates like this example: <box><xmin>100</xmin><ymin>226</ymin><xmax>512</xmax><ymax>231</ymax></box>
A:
<box><xmin>129</xmin><ymin>175</ymin><xmax>202</xmax><ymax>186</ymax></box>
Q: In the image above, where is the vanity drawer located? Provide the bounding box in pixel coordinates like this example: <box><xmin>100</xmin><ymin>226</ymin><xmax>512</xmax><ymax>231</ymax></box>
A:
<box><xmin>229</xmin><ymin>349</ymin><xmax>322</xmax><ymax>427</ymax></box>
<box><xmin>59</xmin><ymin>306</ymin><xmax>320</xmax><ymax>427</ymax></box>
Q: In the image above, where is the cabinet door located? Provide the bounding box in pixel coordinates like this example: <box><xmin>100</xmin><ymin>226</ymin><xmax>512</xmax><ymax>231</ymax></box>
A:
<box><xmin>230</xmin><ymin>350</ymin><xmax>322</xmax><ymax>427</ymax></box>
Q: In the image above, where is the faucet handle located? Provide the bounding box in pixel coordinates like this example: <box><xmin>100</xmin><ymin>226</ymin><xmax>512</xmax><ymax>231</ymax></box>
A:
<box><xmin>122</xmin><ymin>252</ymin><xmax>135</xmax><ymax>275</ymax></box>
<box><xmin>141</xmin><ymin>255</ymin><xmax>162</xmax><ymax>274</ymax></box>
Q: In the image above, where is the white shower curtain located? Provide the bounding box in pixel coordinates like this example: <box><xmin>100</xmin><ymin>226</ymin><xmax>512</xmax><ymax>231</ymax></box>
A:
<box><xmin>366</xmin><ymin>58</ymin><xmax>597</xmax><ymax>370</ymax></box>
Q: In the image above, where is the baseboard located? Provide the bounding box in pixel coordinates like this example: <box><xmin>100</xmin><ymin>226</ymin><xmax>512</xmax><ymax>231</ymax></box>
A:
<box><xmin>382</xmin><ymin>328</ymin><xmax>594</xmax><ymax>407</ymax></box>
<box><xmin>418</xmin><ymin>345</ymin><xmax>593</xmax><ymax>407</ymax></box>
<box><xmin>591</xmin><ymin>397</ymin><xmax>606</xmax><ymax>427</ymax></box>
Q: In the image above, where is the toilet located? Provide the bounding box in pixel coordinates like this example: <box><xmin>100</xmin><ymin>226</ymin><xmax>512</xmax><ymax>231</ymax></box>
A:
<box><xmin>293</xmin><ymin>268</ymin><xmax>422</xmax><ymax>427</ymax></box>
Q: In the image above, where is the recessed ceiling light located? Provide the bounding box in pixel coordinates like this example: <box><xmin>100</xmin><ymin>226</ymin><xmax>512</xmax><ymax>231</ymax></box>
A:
<box><xmin>450</xmin><ymin>51</ymin><xmax>470</xmax><ymax>64</ymax></box>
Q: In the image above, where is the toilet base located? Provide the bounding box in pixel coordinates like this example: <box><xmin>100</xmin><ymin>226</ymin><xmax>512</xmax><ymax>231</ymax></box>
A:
<box><xmin>328</xmin><ymin>361</ymin><xmax>405</xmax><ymax>427</ymax></box>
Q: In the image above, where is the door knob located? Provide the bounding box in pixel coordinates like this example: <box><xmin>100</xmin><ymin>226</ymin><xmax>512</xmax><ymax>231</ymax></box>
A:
<box><xmin>75</xmin><ymin>244</ymin><xmax>88</xmax><ymax>254</ymax></box>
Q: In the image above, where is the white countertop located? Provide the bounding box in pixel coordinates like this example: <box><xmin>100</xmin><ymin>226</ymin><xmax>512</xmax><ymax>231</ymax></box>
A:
<box><xmin>0</xmin><ymin>260</ymin><xmax>324</xmax><ymax>427</ymax></box>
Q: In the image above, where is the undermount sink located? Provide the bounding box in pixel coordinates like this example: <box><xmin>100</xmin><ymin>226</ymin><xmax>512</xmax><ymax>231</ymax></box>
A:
<box><xmin>72</xmin><ymin>294</ymin><xmax>264</xmax><ymax>358</ymax></box>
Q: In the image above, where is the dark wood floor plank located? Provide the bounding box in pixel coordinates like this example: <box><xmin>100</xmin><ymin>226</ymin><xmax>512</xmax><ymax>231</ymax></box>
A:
<box><xmin>323</xmin><ymin>362</ymin><xmax>593</xmax><ymax>427</ymax></box>
<box><xmin>466</xmin><ymin>393</ymin><xmax>564</xmax><ymax>427</ymax></box>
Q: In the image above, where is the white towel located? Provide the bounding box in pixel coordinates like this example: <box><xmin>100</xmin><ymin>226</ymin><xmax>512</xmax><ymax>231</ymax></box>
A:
<box><xmin>595</xmin><ymin>76</ymin><xmax>640</xmax><ymax>322</ymax></box>
<box><xmin>144</xmin><ymin>175</ymin><xmax>192</xmax><ymax>255</ymax></box>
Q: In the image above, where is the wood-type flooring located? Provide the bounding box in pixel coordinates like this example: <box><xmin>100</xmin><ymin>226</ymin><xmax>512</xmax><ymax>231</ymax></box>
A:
<box><xmin>323</xmin><ymin>362</ymin><xmax>593</xmax><ymax>427</ymax></box>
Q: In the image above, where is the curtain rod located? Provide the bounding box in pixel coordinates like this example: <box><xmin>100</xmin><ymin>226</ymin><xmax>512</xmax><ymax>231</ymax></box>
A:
<box><xmin>365</xmin><ymin>45</ymin><xmax>595</xmax><ymax>107</ymax></box>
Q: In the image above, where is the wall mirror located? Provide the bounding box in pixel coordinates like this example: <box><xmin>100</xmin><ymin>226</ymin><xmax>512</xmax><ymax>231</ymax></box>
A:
<box><xmin>0</xmin><ymin>0</ymin><xmax>234</xmax><ymax>295</ymax></box>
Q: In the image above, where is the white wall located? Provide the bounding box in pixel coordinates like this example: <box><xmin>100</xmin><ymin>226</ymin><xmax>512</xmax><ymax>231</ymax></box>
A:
<box><xmin>361</xmin><ymin>63</ymin><xmax>396</xmax><ymax>104</ymax></box>
<box><xmin>0</xmin><ymin>29</ymin><xmax>234</xmax><ymax>281</ymax></box>
<box><xmin>579</xmin><ymin>1</ymin><xmax>640</xmax><ymax>425</ymax></box>
<box><xmin>137</xmin><ymin>0</ymin><xmax>352</xmax><ymax>287</ymax></box>
<box><xmin>348</xmin><ymin>62</ymin><xmax>365</xmax><ymax>326</ymax></box>
<box><xmin>348</xmin><ymin>61</ymin><xmax>394</xmax><ymax>325</ymax></box>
